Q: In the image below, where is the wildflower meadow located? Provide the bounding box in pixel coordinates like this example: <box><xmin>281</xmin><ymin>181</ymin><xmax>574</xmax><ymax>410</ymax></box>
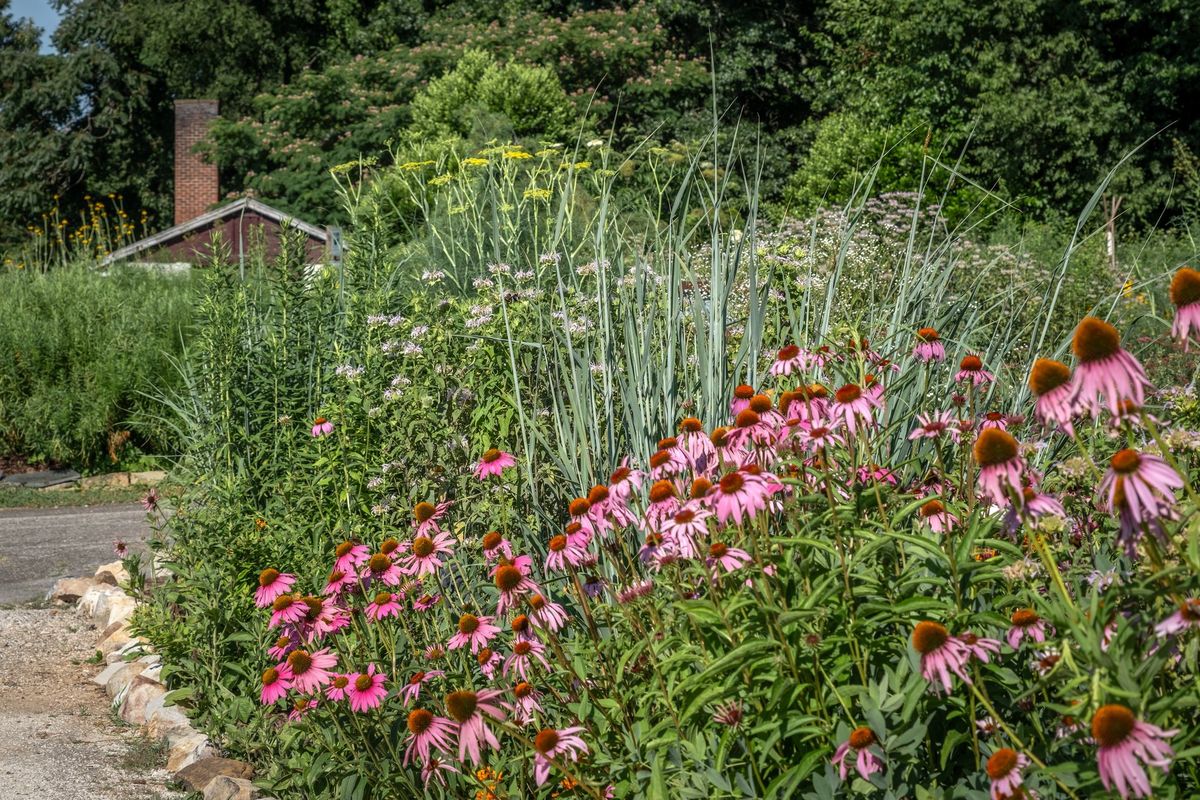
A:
<box><xmin>106</xmin><ymin>132</ymin><xmax>1200</xmax><ymax>800</ymax></box>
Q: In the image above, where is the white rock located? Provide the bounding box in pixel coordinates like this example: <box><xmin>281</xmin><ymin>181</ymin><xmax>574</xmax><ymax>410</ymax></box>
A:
<box><xmin>104</xmin><ymin>593</ymin><xmax>138</xmax><ymax>628</ymax></box>
<box><xmin>77</xmin><ymin>585</ymin><xmax>124</xmax><ymax>623</ymax></box>
<box><xmin>147</xmin><ymin>703</ymin><xmax>194</xmax><ymax>742</ymax></box>
<box><xmin>103</xmin><ymin>661</ymin><xmax>147</xmax><ymax>700</ymax></box>
<box><xmin>119</xmin><ymin>675</ymin><xmax>166</xmax><ymax>725</ymax></box>
<box><xmin>46</xmin><ymin>577</ymin><xmax>97</xmax><ymax>605</ymax></box>
<box><xmin>167</xmin><ymin>733</ymin><xmax>214</xmax><ymax>773</ymax></box>
<box><xmin>203</xmin><ymin>775</ymin><xmax>259</xmax><ymax>800</ymax></box>
<box><xmin>94</xmin><ymin>560</ymin><xmax>130</xmax><ymax>586</ymax></box>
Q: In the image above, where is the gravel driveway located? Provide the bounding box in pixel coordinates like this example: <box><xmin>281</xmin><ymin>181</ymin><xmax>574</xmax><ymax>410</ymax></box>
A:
<box><xmin>0</xmin><ymin>608</ymin><xmax>181</xmax><ymax>800</ymax></box>
<box><xmin>0</xmin><ymin>505</ymin><xmax>150</xmax><ymax>606</ymax></box>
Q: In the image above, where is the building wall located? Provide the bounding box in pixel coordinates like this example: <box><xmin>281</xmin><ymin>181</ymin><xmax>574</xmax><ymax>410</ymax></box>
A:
<box><xmin>146</xmin><ymin>214</ymin><xmax>328</xmax><ymax>265</ymax></box>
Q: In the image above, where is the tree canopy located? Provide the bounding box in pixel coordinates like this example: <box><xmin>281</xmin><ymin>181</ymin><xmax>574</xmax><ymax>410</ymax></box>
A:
<box><xmin>1</xmin><ymin>0</ymin><xmax>1197</xmax><ymax>247</ymax></box>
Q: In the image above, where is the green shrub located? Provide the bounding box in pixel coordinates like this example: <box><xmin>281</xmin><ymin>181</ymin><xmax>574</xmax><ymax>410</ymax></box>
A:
<box><xmin>0</xmin><ymin>264</ymin><xmax>193</xmax><ymax>468</ymax></box>
<box><xmin>410</xmin><ymin>50</ymin><xmax>574</xmax><ymax>141</ymax></box>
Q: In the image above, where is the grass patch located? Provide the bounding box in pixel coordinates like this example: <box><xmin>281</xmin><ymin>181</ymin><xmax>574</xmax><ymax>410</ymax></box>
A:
<box><xmin>0</xmin><ymin>484</ymin><xmax>149</xmax><ymax>509</ymax></box>
<box><xmin>119</xmin><ymin>732</ymin><xmax>169</xmax><ymax>773</ymax></box>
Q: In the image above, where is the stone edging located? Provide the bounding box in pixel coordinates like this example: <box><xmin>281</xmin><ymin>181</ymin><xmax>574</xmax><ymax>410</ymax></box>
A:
<box><xmin>48</xmin><ymin>566</ymin><xmax>270</xmax><ymax>800</ymax></box>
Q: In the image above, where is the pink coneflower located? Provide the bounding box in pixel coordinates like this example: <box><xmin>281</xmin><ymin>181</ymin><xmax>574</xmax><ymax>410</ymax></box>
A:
<box><xmin>1170</xmin><ymin>267</ymin><xmax>1200</xmax><ymax>349</ymax></box>
<box><xmin>771</xmin><ymin>344</ymin><xmax>807</xmax><ymax>375</ymax></box>
<box><xmin>1029</xmin><ymin>358</ymin><xmax>1074</xmax><ymax>435</ymax></box>
<box><xmin>793</xmin><ymin>421</ymin><xmax>844</xmax><ymax>454</ymax></box>
<box><xmin>729</xmin><ymin>384</ymin><xmax>756</xmax><ymax>416</ymax></box>
<box><xmin>712</xmin><ymin>700</ymin><xmax>743</xmax><ymax>727</ymax></box>
<box><xmin>544</xmin><ymin>534</ymin><xmax>586</xmax><ymax>573</ymax></box>
<box><xmin>713</xmin><ymin>471</ymin><xmax>770</xmax><ymax>526</ymax></box>
<box><xmin>493</xmin><ymin>562</ymin><xmax>537</xmax><ymax>614</ymax></box>
<box><xmin>959</xmin><ymin>631</ymin><xmax>1001</xmax><ymax>663</ymax></box>
<box><xmin>365</xmin><ymin>591</ymin><xmax>403</xmax><ymax>621</ymax></box>
<box><xmin>909</xmin><ymin>410</ymin><xmax>958</xmax><ymax>442</ymax></box>
<box><xmin>528</xmin><ymin>593</ymin><xmax>569</xmax><ymax>632</ymax></box>
<box><xmin>447</xmin><ymin>614</ymin><xmax>500</xmax><ymax>653</ymax></box>
<box><xmin>471</xmin><ymin>647</ymin><xmax>500</xmax><ymax>679</ymax></box>
<box><xmin>412</xmin><ymin>593</ymin><xmax>440</xmax><ymax>612</ymax></box>
<box><xmin>346</xmin><ymin>664</ymin><xmax>387</xmax><ymax>712</ymax></box>
<box><xmin>298</xmin><ymin>595</ymin><xmax>349</xmax><ymax>641</ymax></box>
<box><xmin>473</xmin><ymin>448</ymin><xmax>516</xmax><ymax>479</ymax></box>
<box><xmin>445</xmin><ymin>689</ymin><xmax>506</xmax><ymax>765</ymax></box>
<box><xmin>638</xmin><ymin>531</ymin><xmax>667</xmax><ymax>563</ymax></box>
<box><xmin>268</xmin><ymin>593</ymin><xmax>307</xmax><ymax>628</ymax></box>
<box><xmin>607</xmin><ymin>462</ymin><xmax>644</xmax><ymax>504</ymax></box>
<box><xmin>912</xmin><ymin>621</ymin><xmax>972</xmax><ymax>693</ymax></box>
<box><xmin>707</xmin><ymin>542</ymin><xmax>751</xmax><ymax>574</ymax></box>
<box><xmin>268</xmin><ymin>634</ymin><xmax>297</xmax><ymax>661</ymax></box>
<box><xmin>974</xmin><ymin>429</ymin><xmax>1024</xmax><ymax>506</ymax></box>
<box><xmin>260</xmin><ymin>664</ymin><xmax>293</xmax><ymax>705</ymax></box>
<box><xmin>421</xmin><ymin>757</ymin><xmax>458</xmax><ymax>787</ymax></box>
<box><xmin>832</xmin><ymin>727</ymin><xmax>884</xmax><ymax>782</ymax></box>
<box><xmin>532</xmin><ymin>727</ymin><xmax>589</xmax><ymax>787</ymax></box>
<box><xmin>331</xmin><ymin>541</ymin><xmax>369</xmax><ymax>573</ymax></box>
<box><xmin>918</xmin><ymin>499</ymin><xmax>958</xmax><ymax>533</ymax></box>
<box><xmin>503</xmin><ymin>640</ymin><xmax>549</xmax><ymax>680</ymax></box>
<box><xmin>412</xmin><ymin>500</ymin><xmax>452</xmax><ymax>536</ymax></box>
<box><xmin>401</xmin><ymin>669</ymin><xmax>444</xmax><ymax>704</ymax></box>
<box><xmin>830</xmin><ymin>383</ymin><xmax>879</xmax><ymax>438</ymax></box>
<box><xmin>955</xmin><ymin>354</ymin><xmax>994</xmax><ymax>386</ymax></box>
<box><xmin>724</xmin><ymin>408</ymin><xmax>773</xmax><ymax>452</ymax></box>
<box><xmin>678</xmin><ymin>417</ymin><xmax>718</xmax><ymax>474</ymax></box>
<box><xmin>1007</xmin><ymin>608</ymin><xmax>1049</xmax><ymax>649</ymax></box>
<box><xmin>1099</xmin><ymin>449</ymin><xmax>1183</xmax><ymax>538</ymax></box>
<box><xmin>481</xmin><ymin>531</ymin><xmax>512</xmax><ymax>562</ymax></box>
<box><xmin>649</xmin><ymin>446</ymin><xmax>690</xmax><ymax>480</ymax></box>
<box><xmin>403</xmin><ymin>708</ymin><xmax>458</xmax><ymax>766</ymax></box>
<box><xmin>325</xmin><ymin>674</ymin><xmax>350</xmax><ymax>701</ymax></box>
<box><xmin>509</xmin><ymin>681</ymin><xmax>543</xmax><ymax>725</ymax></box>
<box><xmin>322</xmin><ymin>568</ymin><xmax>355</xmax><ymax>596</ymax></box>
<box><xmin>360</xmin><ymin>552</ymin><xmax>403</xmax><ymax>586</ymax></box>
<box><xmin>617</xmin><ymin>579</ymin><xmax>655</xmax><ymax>604</ymax></box>
<box><xmin>856</xmin><ymin>463</ymin><xmax>897</xmax><ymax>486</ymax></box>
<box><xmin>912</xmin><ymin>327</ymin><xmax>945</xmax><ymax>362</ymax></box>
<box><xmin>113</xmin><ymin>539</ymin><xmax>129</xmax><ymax>558</ymax></box>
<box><xmin>288</xmin><ymin>697</ymin><xmax>317</xmax><ymax>722</ymax></box>
<box><xmin>1093</xmin><ymin>704</ymin><xmax>1177</xmax><ymax>798</ymax></box>
<box><xmin>255</xmin><ymin>569</ymin><xmax>296</xmax><ymax>608</ymax></box>
<box><xmin>645</xmin><ymin>479</ymin><xmax>682</xmax><ymax>524</ymax></box>
<box><xmin>311</xmin><ymin>417</ymin><xmax>334</xmax><ymax>437</ymax></box>
<box><xmin>1154</xmin><ymin>598</ymin><xmax>1200</xmax><ymax>637</ymax></box>
<box><xmin>286</xmin><ymin>648</ymin><xmax>338</xmax><ymax>694</ymax></box>
<box><xmin>1070</xmin><ymin>317</ymin><xmax>1153</xmax><ymax>416</ymax></box>
<box><xmin>979</xmin><ymin>411</ymin><xmax>1008</xmax><ymax>431</ymax></box>
<box><xmin>140</xmin><ymin>488</ymin><xmax>159</xmax><ymax>512</ymax></box>
<box><xmin>662</xmin><ymin>505</ymin><xmax>712</xmax><ymax>559</ymax></box>
<box><xmin>397</xmin><ymin>531</ymin><xmax>455</xmax><ymax>576</ymax></box>
<box><xmin>986</xmin><ymin>748</ymin><xmax>1029</xmax><ymax>800</ymax></box>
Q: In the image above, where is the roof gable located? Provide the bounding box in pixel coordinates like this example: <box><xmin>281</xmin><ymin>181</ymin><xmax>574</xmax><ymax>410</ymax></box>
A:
<box><xmin>100</xmin><ymin>198</ymin><xmax>327</xmax><ymax>265</ymax></box>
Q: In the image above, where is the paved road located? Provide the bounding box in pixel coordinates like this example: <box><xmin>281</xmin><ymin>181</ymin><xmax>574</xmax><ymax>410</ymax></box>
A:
<box><xmin>0</xmin><ymin>505</ymin><xmax>150</xmax><ymax>606</ymax></box>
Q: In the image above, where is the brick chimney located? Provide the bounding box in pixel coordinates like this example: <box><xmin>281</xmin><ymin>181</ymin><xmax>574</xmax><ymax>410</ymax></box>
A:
<box><xmin>174</xmin><ymin>100</ymin><xmax>219</xmax><ymax>224</ymax></box>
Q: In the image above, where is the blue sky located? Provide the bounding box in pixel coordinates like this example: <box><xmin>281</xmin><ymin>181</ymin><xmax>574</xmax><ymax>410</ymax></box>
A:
<box><xmin>10</xmin><ymin>0</ymin><xmax>61</xmax><ymax>52</ymax></box>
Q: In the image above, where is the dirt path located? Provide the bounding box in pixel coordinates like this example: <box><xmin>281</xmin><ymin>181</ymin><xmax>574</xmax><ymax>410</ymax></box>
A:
<box><xmin>0</xmin><ymin>607</ymin><xmax>181</xmax><ymax>800</ymax></box>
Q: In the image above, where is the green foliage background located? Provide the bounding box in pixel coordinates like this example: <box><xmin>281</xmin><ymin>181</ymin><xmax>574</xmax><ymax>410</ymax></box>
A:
<box><xmin>2</xmin><ymin>0</ymin><xmax>1198</xmax><ymax>247</ymax></box>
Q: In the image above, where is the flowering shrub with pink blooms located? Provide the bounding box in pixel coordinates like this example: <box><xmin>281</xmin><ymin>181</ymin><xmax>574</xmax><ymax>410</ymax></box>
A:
<box><xmin>134</xmin><ymin>147</ymin><xmax>1200</xmax><ymax>799</ymax></box>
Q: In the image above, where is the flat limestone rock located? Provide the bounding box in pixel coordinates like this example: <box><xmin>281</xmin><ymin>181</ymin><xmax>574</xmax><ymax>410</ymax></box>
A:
<box><xmin>103</xmin><ymin>661</ymin><xmax>147</xmax><ymax>700</ymax></box>
<box><xmin>46</xmin><ymin>577</ymin><xmax>96</xmax><ymax>604</ymax></box>
<box><xmin>203</xmin><ymin>775</ymin><xmax>259</xmax><ymax>800</ymax></box>
<box><xmin>146</xmin><ymin>701</ymin><xmax>193</xmax><ymax>742</ymax></box>
<box><xmin>118</xmin><ymin>674</ymin><xmax>166</xmax><ymax>725</ymax></box>
<box><xmin>167</xmin><ymin>733</ymin><xmax>214</xmax><ymax>772</ymax></box>
<box><xmin>94</xmin><ymin>560</ymin><xmax>130</xmax><ymax>586</ymax></box>
<box><xmin>175</xmin><ymin>757</ymin><xmax>255</xmax><ymax>792</ymax></box>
